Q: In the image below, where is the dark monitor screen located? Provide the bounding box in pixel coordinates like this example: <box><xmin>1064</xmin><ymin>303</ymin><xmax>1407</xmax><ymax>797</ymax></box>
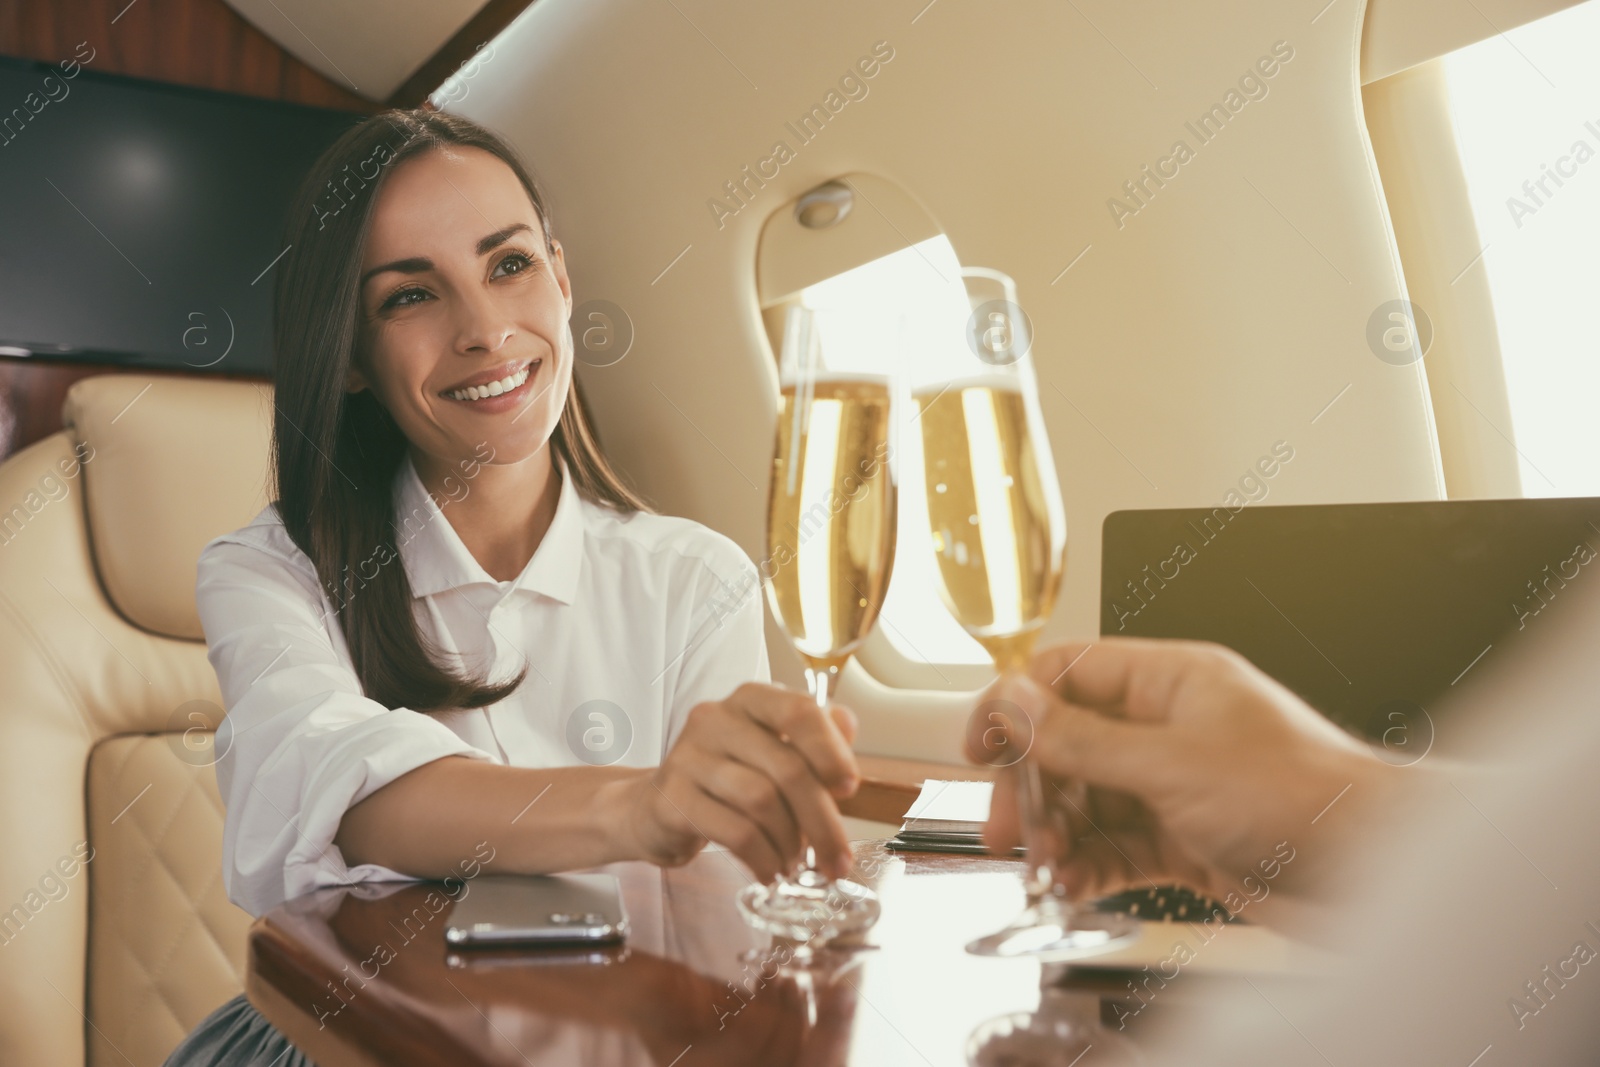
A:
<box><xmin>0</xmin><ymin>56</ymin><xmax>364</xmax><ymax>374</ymax></box>
<box><xmin>1100</xmin><ymin>498</ymin><xmax>1600</xmax><ymax>748</ymax></box>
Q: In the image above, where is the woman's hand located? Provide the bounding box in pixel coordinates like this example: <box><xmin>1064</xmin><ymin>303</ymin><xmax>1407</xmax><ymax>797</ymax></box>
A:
<box><xmin>607</xmin><ymin>682</ymin><xmax>861</xmax><ymax>883</ymax></box>
<box><xmin>972</xmin><ymin>637</ymin><xmax>1404</xmax><ymax>907</ymax></box>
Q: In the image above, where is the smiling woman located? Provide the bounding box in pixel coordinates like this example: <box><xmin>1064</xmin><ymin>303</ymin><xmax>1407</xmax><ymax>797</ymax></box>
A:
<box><xmin>161</xmin><ymin>109</ymin><xmax>866</xmax><ymax>1067</ymax></box>
<box><xmin>276</xmin><ymin>110</ymin><xmax>644</xmax><ymax>713</ymax></box>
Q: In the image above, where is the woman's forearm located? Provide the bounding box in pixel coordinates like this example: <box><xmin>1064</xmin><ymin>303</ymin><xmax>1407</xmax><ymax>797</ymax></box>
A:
<box><xmin>333</xmin><ymin>755</ymin><xmax>651</xmax><ymax>877</ymax></box>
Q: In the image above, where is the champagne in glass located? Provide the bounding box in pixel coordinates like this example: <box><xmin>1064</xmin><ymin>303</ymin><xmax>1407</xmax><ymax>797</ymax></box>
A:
<box><xmin>765</xmin><ymin>377</ymin><xmax>896</xmax><ymax>671</ymax></box>
<box><xmin>737</xmin><ymin>303</ymin><xmax>898</xmax><ymax>949</ymax></box>
<box><xmin>914</xmin><ymin>267</ymin><xmax>1138</xmax><ymax>959</ymax></box>
<box><xmin>917</xmin><ymin>377</ymin><xmax>1061</xmax><ymax>669</ymax></box>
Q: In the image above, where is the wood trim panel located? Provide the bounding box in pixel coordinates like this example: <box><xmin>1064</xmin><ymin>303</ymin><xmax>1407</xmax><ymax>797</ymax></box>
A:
<box><xmin>0</xmin><ymin>0</ymin><xmax>376</xmax><ymax>112</ymax></box>
<box><xmin>385</xmin><ymin>0</ymin><xmax>538</xmax><ymax>108</ymax></box>
<box><xmin>839</xmin><ymin>755</ymin><xmax>995</xmax><ymax>824</ymax></box>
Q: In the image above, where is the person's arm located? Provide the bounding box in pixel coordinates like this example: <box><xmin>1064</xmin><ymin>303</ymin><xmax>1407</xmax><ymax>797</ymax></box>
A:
<box><xmin>197</xmin><ymin>533</ymin><xmax>506</xmax><ymax>915</ymax></box>
<box><xmin>332</xmin><ymin>757</ymin><xmax>646</xmax><ymax>875</ymax></box>
<box><xmin>203</xmin><ymin>525</ymin><xmax>857</xmax><ymax>909</ymax></box>
<box><xmin>201</xmin><ymin>531</ymin><xmax>673</xmax><ymax>909</ymax></box>
<box><xmin>340</xmin><ymin>535</ymin><xmax>860</xmax><ymax>885</ymax></box>
<box><xmin>972</xmin><ymin>637</ymin><xmax>1414</xmax><ymax>924</ymax></box>
<box><xmin>332</xmin><ymin>673</ymin><xmax>862</xmax><ymax>886</ymax></box>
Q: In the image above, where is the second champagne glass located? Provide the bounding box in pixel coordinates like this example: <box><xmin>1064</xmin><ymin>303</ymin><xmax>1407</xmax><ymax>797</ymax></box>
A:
<box><xmin>913</xmin><ymin>266</ymin><xmax>1138</xmax><ymax>959</ymax></box>
<box><xmin>737</xmin><ymin>302</ymin><xmax>899</xmax><ymax>951</ymax></box>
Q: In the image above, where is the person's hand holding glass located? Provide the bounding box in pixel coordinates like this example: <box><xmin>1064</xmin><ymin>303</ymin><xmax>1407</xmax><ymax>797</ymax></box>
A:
<box><xmin>911</xmin><ymin>267</ymin><xmax>1137</xmax><ymax>958</ymax></box>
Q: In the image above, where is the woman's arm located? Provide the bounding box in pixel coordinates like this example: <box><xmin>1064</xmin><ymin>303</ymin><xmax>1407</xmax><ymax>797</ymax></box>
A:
<box><xmin>334</xmin><ymin>682</ymin><xmax>861</xmax><ymax>884</ymax></box>
<box><xmin>198</xmin><ymin>533</ymin><xmax>511</xmax><ymax>915</ymax></box>
<box><xmin>200</xmin><ymin>531</ymin><xmax>651</xmax><ymax>893</ymax></box>
<box><xmin>337</xmin><ymin>531</ymin><xmax>861</xmax><ymax>882</ymax></box>
<box><xmin>202</xmin><ymin>520</ymin><xmax>857</xmax><ymax>905</ymax></box>
<box><xmin>333</xmin><ymin>756</ymin><xmax>648</xmax><ymax>875</ymax></box>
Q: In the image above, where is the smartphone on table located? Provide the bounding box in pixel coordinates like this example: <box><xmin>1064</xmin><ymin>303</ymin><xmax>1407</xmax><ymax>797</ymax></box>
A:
<box><xmin>443</xmin><ymin>873</ymin><xmax>629</xmax><ymax>948</ymax></box>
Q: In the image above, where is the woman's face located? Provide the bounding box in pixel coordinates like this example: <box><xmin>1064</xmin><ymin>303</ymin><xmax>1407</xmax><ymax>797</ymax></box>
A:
<box><xmin>350</xmin><ymin>145</ymin><xmax>572</xmax><ymax>471</ymax></box>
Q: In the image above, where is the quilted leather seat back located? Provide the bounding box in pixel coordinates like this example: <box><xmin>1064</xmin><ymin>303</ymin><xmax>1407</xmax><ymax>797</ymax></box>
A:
<box><xmin>0</xmin><ymin>374</ymin><xmax>274</xmax><ymax>1067</ymax></box>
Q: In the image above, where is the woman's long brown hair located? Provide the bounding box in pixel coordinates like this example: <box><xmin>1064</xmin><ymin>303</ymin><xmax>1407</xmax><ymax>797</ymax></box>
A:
<box><xmin>270</xmin><ymin>108</ymin><xmax>648</xmax><ymax>715</ymax></box>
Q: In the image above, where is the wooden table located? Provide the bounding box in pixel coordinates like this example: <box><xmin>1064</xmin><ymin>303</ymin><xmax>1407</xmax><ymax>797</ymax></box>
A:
<box><xmin>245</xmin><ymin>841</ymin><xmax>1183</xmax><ymax>1066</ymax></box>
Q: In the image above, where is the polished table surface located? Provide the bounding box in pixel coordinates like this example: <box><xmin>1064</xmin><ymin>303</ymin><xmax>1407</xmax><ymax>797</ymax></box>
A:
<box><xmin>247</xmin><ymin>841</ymin><xmax>1199</xmax><ymax>1066</ymax></box>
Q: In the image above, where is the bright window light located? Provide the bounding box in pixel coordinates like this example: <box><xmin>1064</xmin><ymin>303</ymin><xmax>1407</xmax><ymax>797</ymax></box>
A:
<box><xmin>799</xmin><ymin>235</ymin><xmax>992</xmax><ymax>665</ymax></box>
<box><xmin>1444</xmin><ymin>0</ymin><xmax>1600</xmax><ymax>497</ymax></box>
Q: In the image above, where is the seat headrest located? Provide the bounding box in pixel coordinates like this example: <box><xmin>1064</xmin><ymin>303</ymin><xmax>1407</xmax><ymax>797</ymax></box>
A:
<box><xmin>61</xmin><ymin>374</ymin><xmax>275</xmax><ymax>641</ymax></box>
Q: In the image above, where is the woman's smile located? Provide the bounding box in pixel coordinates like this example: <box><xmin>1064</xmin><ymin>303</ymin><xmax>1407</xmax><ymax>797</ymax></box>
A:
<box><xmin>437</xmin><ymin>356</ymin><xmax>542</xmax><ymax>413</ymax></box>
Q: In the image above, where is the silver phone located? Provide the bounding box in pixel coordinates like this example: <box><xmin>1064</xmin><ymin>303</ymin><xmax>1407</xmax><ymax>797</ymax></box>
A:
<box><xmin>443</xmin><ymin>873</ymin><xmax>629</xmax><ymax>947</ymax></box>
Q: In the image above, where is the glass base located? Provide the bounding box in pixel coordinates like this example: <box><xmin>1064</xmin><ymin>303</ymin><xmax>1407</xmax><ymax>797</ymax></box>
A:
<box><xmin>966</xmin><ymin>896</ymin><xmax>1140</xmax><ymax>959</ymax></box>
<box><xmin>737</xmin><ymin>868</ymin><xmax>882</xmax><ymax>947</ymax></box>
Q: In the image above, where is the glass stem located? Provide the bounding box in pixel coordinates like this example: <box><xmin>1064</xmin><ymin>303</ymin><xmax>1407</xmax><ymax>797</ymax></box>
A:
<box><xmin>1016</xmin><ymin>760</ymin><xmax>1056</xmax><ymax>901</ymax></box>
<box><xmin>800</xmin><ymin>663</ymin><xmax>841</xmax><ymax>880</ymax></box>
<box><xmin>993</xmin><ymin>656</ymin><xmax>1061</xmax><ymax>905</ymax></box>
<box><xmin>804</xmin><ymin>662</ymin><xmax>840</xmax><ymax>710</ymax></box>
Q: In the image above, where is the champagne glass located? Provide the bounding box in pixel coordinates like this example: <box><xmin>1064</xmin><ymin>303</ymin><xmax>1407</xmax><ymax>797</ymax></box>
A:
<box><xmin>737</xmin><ymin>302</ymin><xmax>899</xmax><ymax>951</ymax></box>
<box><xmin>912</xmin><ymin>267</ymin><xmax>1137</xmax><ymax>959</ymax></box>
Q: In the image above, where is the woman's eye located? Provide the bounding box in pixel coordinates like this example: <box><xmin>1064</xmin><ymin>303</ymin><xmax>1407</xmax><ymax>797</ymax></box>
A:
<box><xmin>493</xmin><ymin>252</ymin><xmax>535</xmax><ymax>278</ymax></box>
<box><xmin>376</xmin><ymin>254</ymin><xmax>532</xmax><ymax>313</ymax></box>
<box><xmin>382</xmin><ymin>287</ymin><xmax>430</xmax><ymax>311</ymax></box>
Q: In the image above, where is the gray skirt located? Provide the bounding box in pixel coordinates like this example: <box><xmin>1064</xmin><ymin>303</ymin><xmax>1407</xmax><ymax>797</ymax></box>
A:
<box><xmin>161</xmin><ymin>992</ymin><xmax>319</xmax><ymax>1067</ymax></box>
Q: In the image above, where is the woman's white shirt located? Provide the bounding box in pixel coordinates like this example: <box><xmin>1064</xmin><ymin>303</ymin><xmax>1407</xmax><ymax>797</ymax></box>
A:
<box><xmin>195</xmin><ymin>452</ymin><xmax>770</xmax><ymax>918</ymax></box>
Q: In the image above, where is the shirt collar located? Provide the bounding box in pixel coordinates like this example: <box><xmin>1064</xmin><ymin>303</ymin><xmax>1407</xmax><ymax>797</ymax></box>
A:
<box><xmin>392</xmin><ymin>450</ymin><xmax>585</xmax><ymax>604</ymax></box>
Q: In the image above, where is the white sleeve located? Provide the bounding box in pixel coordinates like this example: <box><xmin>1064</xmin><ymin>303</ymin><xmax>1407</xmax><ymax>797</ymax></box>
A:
<box><xmin>195</xmin><ymin>535</ymin><xmax>499</xmax><ymax>918</ymax></box>
<box><xmin>664</xmin><ymin>543</ymin><xmax>772</xmax><ymax>751</ymax></box>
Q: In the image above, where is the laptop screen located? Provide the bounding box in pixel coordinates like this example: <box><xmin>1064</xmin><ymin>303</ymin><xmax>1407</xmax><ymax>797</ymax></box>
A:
<box><xmin>1099</xmin><ymin>498</ymin><xmax>1600</xmax><ymax>749</ymax></box>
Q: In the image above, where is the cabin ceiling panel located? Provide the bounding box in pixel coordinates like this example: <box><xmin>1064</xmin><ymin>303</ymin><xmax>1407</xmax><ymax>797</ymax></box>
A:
<box><xmin>1362</xmin><ymin>0</ymin><xmax>1588</xmax><ymax>82</ymax></box>
<box><xmin>216</xmin><ymin>0</ymin><xmax>1595</xmax><ymax>108</ymax></box>
<box><xmin>220</xmin><ymin>0</ymin><xmax>493</xmax><ymax>102</ymax></box>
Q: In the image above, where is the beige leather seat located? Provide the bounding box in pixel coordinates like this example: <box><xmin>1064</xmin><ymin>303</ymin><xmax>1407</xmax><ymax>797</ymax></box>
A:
<box><xmin>0</xmin><ymin>374</ymin><xmax>275</xmax><ymax>1067</ymax></box>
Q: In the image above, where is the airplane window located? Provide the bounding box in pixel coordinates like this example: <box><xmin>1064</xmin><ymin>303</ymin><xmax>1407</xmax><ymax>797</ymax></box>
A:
<box><xmin>794</xmin><ymin>234</ymin><xmax>993</xmax><ymax>667</ymax></box>
<box><xmin>1444</xmin><ymin>0</ymin><xmax>1600</xmax><ymax>497</ymax></box>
